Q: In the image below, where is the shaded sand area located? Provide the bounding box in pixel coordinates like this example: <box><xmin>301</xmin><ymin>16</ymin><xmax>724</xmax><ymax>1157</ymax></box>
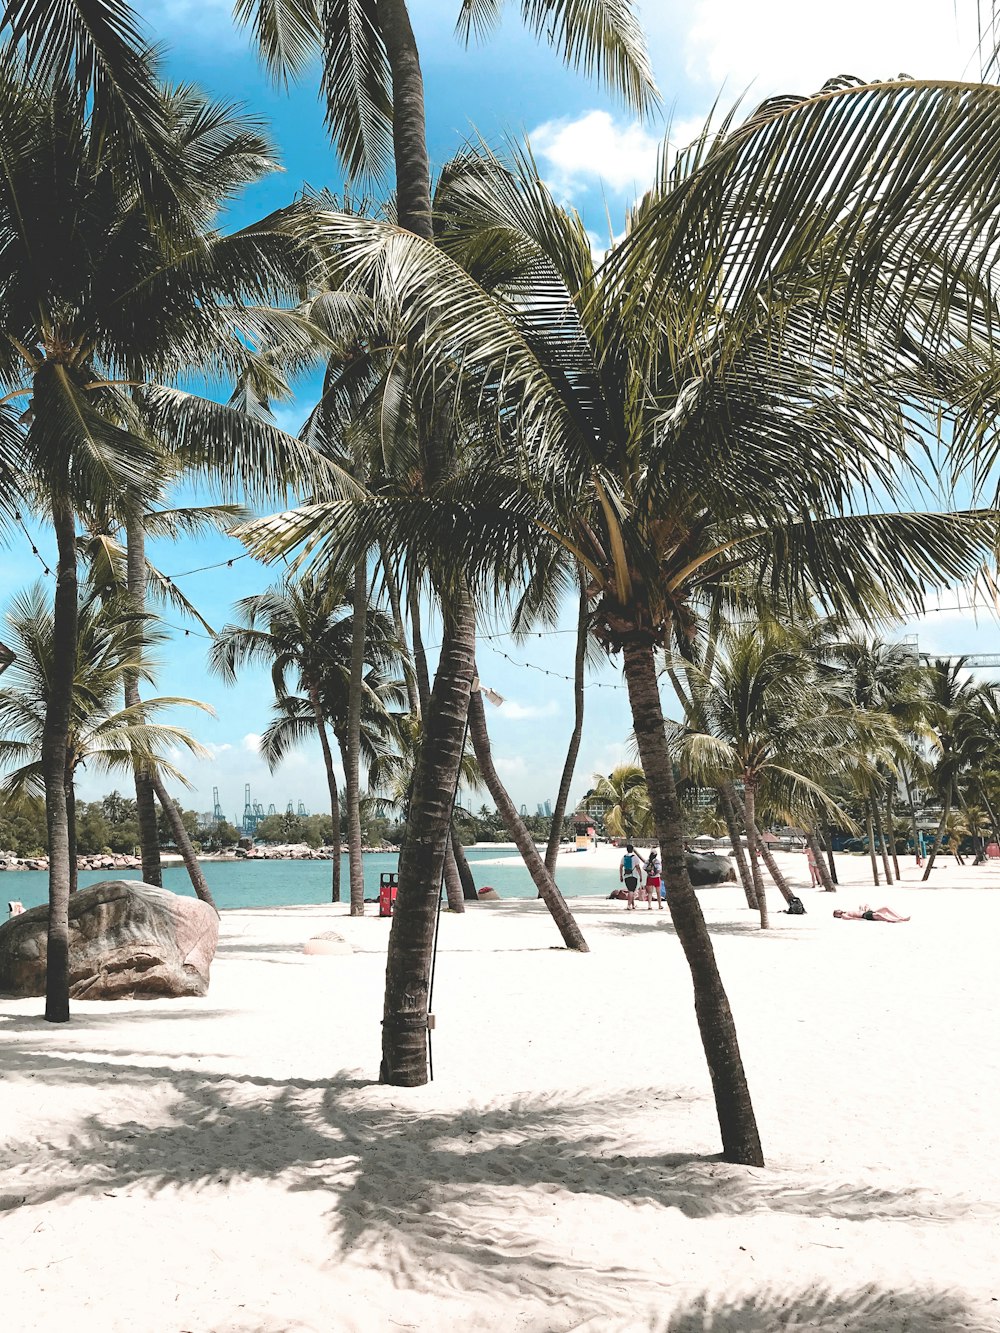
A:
<box><xmin>2</xmin><ymin>854</ymin><xmax>999</xmax><ymax>1331</ymax></box>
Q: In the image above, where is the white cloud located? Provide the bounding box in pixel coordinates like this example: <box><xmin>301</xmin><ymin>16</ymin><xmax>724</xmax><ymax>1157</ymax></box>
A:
<box><xmin>681</xmin><ymin>0</ymin><xmax>978</xmax><ymax>101</ymax></box>
<box><xmin>496</xmin><ymin>699</ymin><xmax>560</xmax><ymax>721</ymax></box>
<box><xmin>530</xmin><ymin>110</ymin><xmax>661</xmax><ymax>200</ymax></box>
<box><xmin>242</xmin><ymin>732</ymin><xmax>262</xmax><ymax>754</ymax></box>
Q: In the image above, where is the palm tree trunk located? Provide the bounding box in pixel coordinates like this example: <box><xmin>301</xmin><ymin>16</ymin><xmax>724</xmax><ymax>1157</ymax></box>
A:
<box><xmin>955</xmin><ymin>787</ymin><xmax>983</xmax><ymax>863</ymax></box>
<box><xmin>408</xmin><ymin>579</ymin><xmax>430</xmax><ymax>712</ymax></box>
<box><xmin>871</xmin><ymin>792</ymin><xmax>894</xmax><ymax>884</ymax></box>
<box><xmin>622</xmin><ymin>637</ymin><xmax>763</xmax><ymax>1166</ymax></box>
<box><xmin>451</xmin><ymin>828</ymin><xmax>477</xmax><ymax>899</ymax></box>
<box><xmin>150</xmin><ymin>775</ymin><xmax>218</xmax><ymax>912</ymax></box>
<box><xmin>346</xmin><ymin>560</ymin><xmax>368</xmax><ymax>915</ymax></box>
<box><xmin>807</xmin><ymin>827</ymin><xmax>836</xmax><ymax>893</ymax></box>
<box><xmin>383</xmin><ymin>551</ymin><xmax>419</xmax><ymax>718</ymax></box>
<box><xmin>824</xmin><ymin>822</ymin><xmax>840</xmax><ymax>883</ymax></box>
<box><xmin>443</xmin><ymin>840</ymin><xmax>465</xmax><ymax>911</ymax></box>
<box><xmin>865</xmin><ymin>805</ymin><xmax>881</xmax><ymax>885</ymax></box>
<box><xmin>381</xmin><ymin>592</ymin><xmax>477</xmax><ymax>1086</ymax></box>
<box><xmin>728</xmin><ymin>788</ymin><xmax>793</xmax><ymax>908</ymax></box>
<box><xmin>545</xmin><ymin>572</ymin><xmax>588</xmax><ymax>877</ymax></box>
<box><xmin>902</xmin><ymin>767</ymin><xmax>922</xmax><ymax>862</ymax></box>
<box><xmin>309</xmin><ymin>692</ymin><xmax>342</xmax><ymax>903</ymax></box>
<box><xmin>125</xmin><ymin>508</ymin><xmax>162</xmax><ymax>886</ymax></box>
<box><xmin>741</xmin><ymin>783</ymin><xmax>769</xmax><ymax>929</ymax></box>
<box><xmin>374</xmin><ymin>0</ymin><xmax>482</xmax><ymax>1077</ymax></box>
<box><xmin>886</xmin><ymin>783</ymin><xmax>902</xmax><ymax>878</ymax></box>
<box><xmin>66</xmin><ymin>764</ymin><xmax>78</xmax><ymax>895</ymax></box>
<box><xmin>376</xmin><ymin>0</ymin><xmax>433</xmax><ymax>242</ymax></box>
<box><xmin>922</xmin><ymin>788</ymin><xmax>952</xmax><ymax>881</ymax></box>
<box><xmin>467</xmin><ymin>683</ymin><xmax>587</xmax><ymax>949</ymax></box>
<box><xmin>43</xmin><ymin>487</ymin><xmax>78</xmax><ymax>1024</ymax></box>
<box><xmin>754</xmin><ymin>832</ymin><xmax>797</xmax><ymax>905</ymax></box>
<box><xmin>719</xmin><ymin>782</ymin><xmax>757</xmax><ymax>909</ymax></box>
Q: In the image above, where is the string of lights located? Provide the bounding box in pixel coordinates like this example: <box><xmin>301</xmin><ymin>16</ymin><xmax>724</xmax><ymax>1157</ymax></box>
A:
<box><xmin>482</xmin><ymin>638</ymin><xmax>628</xmax><ymax>689</ymax></box>
<box><xmin>12</xmin><ymin>511</ymin><xmax>51</xmax><ymax>577</ymax></box>
<box><xmin>162</xmin><ymin>552</ymin><xmax>250</xmax><ymax>582</ymax></box>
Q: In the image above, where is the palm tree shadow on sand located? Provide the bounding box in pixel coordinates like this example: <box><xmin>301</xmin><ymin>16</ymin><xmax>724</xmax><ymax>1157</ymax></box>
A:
<box><xmin>3</xmin><ymin>1046</ymin><xmax>997</xmax><ymax>1325</ymax></box>
<box><xmin>221</xmin><ymin>1285</ymin><xmax>994</xmax><ymax>1333</ymax></box>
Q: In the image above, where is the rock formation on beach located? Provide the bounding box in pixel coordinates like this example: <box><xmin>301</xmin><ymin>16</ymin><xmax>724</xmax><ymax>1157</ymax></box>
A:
<box><xmin>0</xmin><ymin>880</ymin><xmax>219</xmax><ymax>999</ymax></box>
<box><xmin>685</xmin><ymin>851</ymin><xmax>737</xmax><ymax>885</ymax></box>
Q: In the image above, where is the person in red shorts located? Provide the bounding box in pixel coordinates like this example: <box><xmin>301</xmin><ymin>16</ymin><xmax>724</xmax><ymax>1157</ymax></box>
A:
<box><xmin>643</xmin><ymin>846</ymin><xmax>662</xmax><ymax>910</ymax></box>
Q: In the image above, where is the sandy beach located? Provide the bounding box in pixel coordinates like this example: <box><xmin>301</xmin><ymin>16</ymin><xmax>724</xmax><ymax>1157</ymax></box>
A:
<box><xmin>2</xmin><ymin>850</ymin><xmax>998</xmax><ymax>1332</ymax></box>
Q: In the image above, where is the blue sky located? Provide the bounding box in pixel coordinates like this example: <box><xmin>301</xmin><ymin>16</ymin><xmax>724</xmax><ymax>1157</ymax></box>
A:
<box><xmin>3</xmin><ymin>0</ymin><xmax>996</xmax><ymax>819</ymax></box>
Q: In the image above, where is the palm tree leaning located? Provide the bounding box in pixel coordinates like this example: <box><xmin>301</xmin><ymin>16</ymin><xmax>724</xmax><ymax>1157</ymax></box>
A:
<box><xmin>257</xmin><ymin>76</ymin><xmax>1000</xmax><ymax>1161</ymax></box>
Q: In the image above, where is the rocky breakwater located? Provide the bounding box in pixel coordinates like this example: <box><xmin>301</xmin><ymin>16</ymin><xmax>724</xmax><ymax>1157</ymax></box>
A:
<box><xmin>0</xmin><ymin>852</ymin><xmax>142</xmax><ymax>872</ymax></box>
<box><xmin>0</xmin><ymin>879</ymin><xmax>219</xmax><ymax>999</ymax></box>
<box><xmin>234</xmin><ymin>843</ymin><xmax>398</xmax><ymax>860</ymax></box>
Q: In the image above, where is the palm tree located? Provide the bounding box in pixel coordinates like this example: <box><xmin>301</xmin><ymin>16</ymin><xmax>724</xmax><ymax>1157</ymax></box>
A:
<box><xmin>238</xmin><ymin>0</ymin><xmax>657</xmax><ymax>1090</ymax></box>
<box><xmin>466</xmin><ymin>681</ymin><xmax>588</xmax><ymax>947</ymax></box>
<box><xmin>0</xmin><ymin>57</ymin><xmax>337</xmax><ymax>1021</ymax></box>
<box><xmin>589</xmin><ymin>765</ymin><xmax>655</xmax><ymax>842</ymax></box>
<box><xmin>83</xmin><ymin>503</ymin><xmax>243</xmax><ymax>893</ymax></box>
<box><xmin>247</xmin><ymin>68</ymin><xmax>1000</xmax><ymax>1160</ymax></box>
<box><xmin>0</xmin><ymin>580</ymin><xmax>211</xmax><ymax>899</ymax></box>
<box><xmin>920</xmin><ymin>659</ymin><xmax>997</xmax><ymax>880</ymax></box>
<box><xmin>210</xmin><ymin>576</ymin><xmax>404</xmax><ymax>908</ymax></box>
<box><xmin>824</xmin><ymin>633</ymin><xmax>931</xmax><ymax>885</ymax></box>
<box><xmin>676</xmin><ymin>623</ymin><xmax>877</xmax><ymax>928</ymax></box>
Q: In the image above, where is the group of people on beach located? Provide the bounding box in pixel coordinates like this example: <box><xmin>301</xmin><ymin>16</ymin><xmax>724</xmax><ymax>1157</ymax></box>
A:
<box><xmin>618</xmin><ymin>843</ymin><xmax>662</xmax><ymax>910</ymax></box>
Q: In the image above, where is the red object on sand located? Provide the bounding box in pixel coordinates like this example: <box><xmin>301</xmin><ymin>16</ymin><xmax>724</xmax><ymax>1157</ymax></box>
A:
<box><xmin>379</xmin><ymin>874</ymin><xmax>398</xmax><ymax>917</ymax></box>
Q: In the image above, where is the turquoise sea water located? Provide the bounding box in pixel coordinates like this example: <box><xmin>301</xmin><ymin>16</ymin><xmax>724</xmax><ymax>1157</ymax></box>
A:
<box><xmin>3</xmin><ymin>848</ymin><xmax>617</xmax><ymax>913</ymax></box>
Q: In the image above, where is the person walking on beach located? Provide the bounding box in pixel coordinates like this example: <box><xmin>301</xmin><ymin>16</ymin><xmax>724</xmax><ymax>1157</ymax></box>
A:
<box><xmin>806</xmin><ymin>843</ymin><xmax>822</xmax><ymax>887</ymax></box>
<box><xmin>619</xmin><ymin>843</ymin><xmax>646</xmax><ymax>910</ymax></box>
<box><xmin>644</xmin><ymin>846</ymin><xmax>662</xmax><ymax>910</ymax></box>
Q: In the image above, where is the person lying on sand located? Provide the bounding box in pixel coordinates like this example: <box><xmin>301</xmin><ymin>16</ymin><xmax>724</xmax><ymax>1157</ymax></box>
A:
<box><xmin>833</xmin><ymin>905</ymin><xmax>910</xmax><ymax>922</ymax></box>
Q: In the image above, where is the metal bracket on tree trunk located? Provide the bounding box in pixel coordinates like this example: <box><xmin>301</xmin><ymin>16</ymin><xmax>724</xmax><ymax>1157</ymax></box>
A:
<box><xmin>426</xmin><ymin>1013</ymin><xmax>436</xmax><ymax>1030</ymax></box>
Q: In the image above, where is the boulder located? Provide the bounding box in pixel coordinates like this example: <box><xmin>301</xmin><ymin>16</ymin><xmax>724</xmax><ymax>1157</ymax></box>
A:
<box><xmin>686</xmin><ymin>851</ymin><xmax>736</xmax><ymax>886</ymax></box>
<box><xmin>0</xmin><ymin>880</ymin><xmax>219</xmax><ymax>1000</ymax></box>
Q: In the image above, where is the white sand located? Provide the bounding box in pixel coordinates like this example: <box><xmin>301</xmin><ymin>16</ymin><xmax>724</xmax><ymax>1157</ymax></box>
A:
<box><xmin>2</xmin><ymin>851</ymin><xmax>999</xmax><ymax>1332</ymax></box>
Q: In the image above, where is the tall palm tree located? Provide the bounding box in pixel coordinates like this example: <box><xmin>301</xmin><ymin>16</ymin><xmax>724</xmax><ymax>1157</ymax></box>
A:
<box><xmin>238</xmin><ymin>0</ymin><xmax>657</xmax><ymax>1089</ymax></box>
<box><xmin>245</xmin><ymin>74</ymin><xmax>1000</xmax><ymax>1160</ymax></box>
<box><xmin>210</xmin><ymin>576</ymin><xmax>404</xmax><ymax>908</ymax></box>
<box><xmin>0</xmin><ymin>61</ymin><xmax>336</xmax><ymax>1021</ymax></box>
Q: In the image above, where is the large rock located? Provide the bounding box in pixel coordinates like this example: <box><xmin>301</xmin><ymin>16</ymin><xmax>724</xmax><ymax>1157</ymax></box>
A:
<box><xmin>0</xmin><ymin>880</ymin><xmax>219</xmax><ymax>1000</ymax></box>
<box><xmin>685</xmin><ymin>851</ymin><xmax>736</xmax><ymax>886</ymax></box>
